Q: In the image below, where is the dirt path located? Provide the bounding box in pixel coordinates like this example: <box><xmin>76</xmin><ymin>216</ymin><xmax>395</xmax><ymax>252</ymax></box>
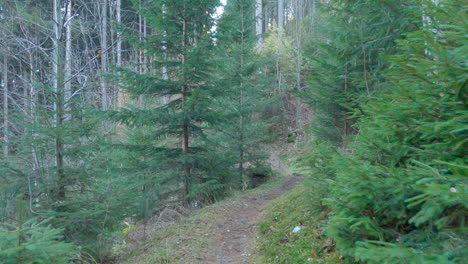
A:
<box><xmin>201</xmin><ymin>151</ymin><xmax>302</xmax><ymax>264</ymax></box>
<box><xmin>120</xmin><ymin>148</ymin><xmax>301</xmax><ymax>264</ymax></box>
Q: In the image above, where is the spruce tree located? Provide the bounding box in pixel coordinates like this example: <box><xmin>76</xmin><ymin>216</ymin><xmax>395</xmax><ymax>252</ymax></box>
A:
<box><xmin>0</xmin><ymin>216</ymin><xmax>75</xmax><ymax>264</ymax></box>
<box><xmin>303</xmin><ymin>0</ymin><xmax>419</xmax><ymax>143</ymax></box>
<box><xmin>214</xmin><ymin>0</ymin><xmax>272</xmax><ymax>189</ymax></box>
<box><xmin>323</xmin><ymin>1</ymin><xmax>467</xmax><ymax>262</ymax></box>
<box><xmin>0</xmin><ymin>1</ymin><xmax>124</xmax><ymax>257</ymax></box>
<box><xmin>112</xmin><ymin>0</ymin><xmax>220</xmax><ymax>202</ymax></box>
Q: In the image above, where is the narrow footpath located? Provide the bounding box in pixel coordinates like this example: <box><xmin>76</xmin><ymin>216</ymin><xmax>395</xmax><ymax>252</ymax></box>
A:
<box><xmin>122</xmin><ymin>148</ymin><xmax>302</xmax><ymax>264</ymax></box>
<box><xmin>200</xmin><ymin>151</ymin><xmax>302</xmax><ymax>263</ymax></box>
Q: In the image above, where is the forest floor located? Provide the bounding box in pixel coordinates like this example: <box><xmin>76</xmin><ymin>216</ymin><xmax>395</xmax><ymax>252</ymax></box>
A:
<box><xmin>119</xmin><ymin>144</ymin><xmax>303</xmax><ymax>264</ymax></box>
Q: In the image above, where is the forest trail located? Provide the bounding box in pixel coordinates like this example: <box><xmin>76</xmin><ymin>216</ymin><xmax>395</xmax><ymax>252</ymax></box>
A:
<box><xmin>197</xmin><ymin>150</ymin><xmax>302</xmax><ymax>264</ymax></box>
<box><xmin>121</xmin><ymin>146</ymin><xmax>303</xmax><ymax>264</ymax></box>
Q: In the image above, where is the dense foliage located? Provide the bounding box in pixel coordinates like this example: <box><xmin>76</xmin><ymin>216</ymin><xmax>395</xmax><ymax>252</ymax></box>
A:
<box><xmin>302</xmin><ymin>0</ymin><xmax>467</xmax><ymax>263</ymax></box>
<box><xmin>0</xmin><ymin>0</ymin><xmax>274</xmax><ymax>261</ymax></box>
<box><xmin>111</xmin><ymin>0</ymin><xmax>223</xmax><ymax>208</ymax></box>
<box><xmin>0</xmin><ymin>218</ymin><xmax>74</xmax><ymax>264</ymax></box>
<box><xmin>1</xmin><ymin>0</ymin><xmax>465</xmax><ymax>262</ymax></box>
<box><xmin>304</xmin><ymin>0</ymin><xmax>419</xmax><ymax>143</ymax></box>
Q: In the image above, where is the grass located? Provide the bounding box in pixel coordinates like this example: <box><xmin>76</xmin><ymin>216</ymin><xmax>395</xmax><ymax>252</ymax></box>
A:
<box><xmin>251</xmin><ymin>185</ymin><xmax>346</xmax><ymax>264</ymax></box>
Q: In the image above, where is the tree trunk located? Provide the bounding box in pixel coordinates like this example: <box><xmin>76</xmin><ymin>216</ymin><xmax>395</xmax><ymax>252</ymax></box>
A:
<box><xmin>294</xmin><ymin>0</ymin><xmax>305</xmax><ymax>130</ymax></box>
<box><xmin>116</xmin><ymin>0</ymin><xmax>122</xmax><ymax>67</ymax></box>
<box><xmin>181</xmin><ymin>16</ymin><xmax>190</xmax><ymax>199</ymax></box>
<box><xmin>256</xmin><ymin>0</ymin><xmax>263</xmax><ymax>45</ymax></box>
<box><xmin>143</xmin><ymin>17</ymin><xmax>147</xmax><ymax>74</ymax></box>
<box><xmin>65</xmin><ymin>0</ymin><xmax>73</xmax><ymax>116</ymax></box>
<box><xmin>138</xmin><ymin>3</ymin><xmax>143</xmax><ymax>73</ymax></box>
<box><xmin>2</xmin><ymin>55</ymin><xmax>8</xmax><ymax>157</ymax></box>
<box><xmin>278</xmin><ymin>0</ymin><xmax>284</xmax><ymax>30</ymax></box>
<box><xmin>53</xmin><ymin>0</ymin><xmax>66</xmax><ymax>200</ymax></box>
<box><xmin>239</xmin><ymin>2</ymin><xmax>246</xmax><ymax>190</ymax></box>
<box><xmin>100</xmin><ymin>0</ymin><xmax>108</xmax><ymax>110</ymax></box>
<box><xmin>116</xmin><ymin>0</ymin><xmax>125</xmax><ymax>108</ymax></box>
<box><xmin>162</xmin><ymin>4</ymin><xmax>169</xmax><ymax>105</ymax></box>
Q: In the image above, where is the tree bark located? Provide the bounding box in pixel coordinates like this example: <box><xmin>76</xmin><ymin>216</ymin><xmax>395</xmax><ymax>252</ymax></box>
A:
<box><xmin>162</xmin><ymin>4</ymin><xmax>169</xmax><ymax>105</ymax></box>
<box><xmin>116</xmin><ymin>0</ymin><xmax>125</xmax><ymax>108</ymax></box>
<box><xmin>256</xmin><ymin>0</ymin><xmax>263</xmax><ymax>45</ymax></box>
<box><xmin>239</xmin><ymin>2</ymin><xmax>246</xmax><ymax>190</ymax></box>
<box><xmin>53</xmin><ymin>0</ymin><xmax>66</xmax><ymax>200</ymax></box>
<box><xmin>278</xmin><ymin>0</ymin><xmax>284</xmax><ymax>30</ymax></box>
<box><xmin>116</xmin><ymin>0</ymin><xmax>122</xmax><ymax>67</ymax></box>
<box><xmin>65</xmin><ymin>0</ymin><xmax>73</xmax><ymax>115</ymax></box>
<box><xmin>2</xmin><ymin>55</ymin><xmax>8</xmax><ymax>157</ymax></box>
<box><xmin>100</xmin><ymin>0</ymin><xmax>108</xmax><ymax>110</ymax></box>
<box><xmin>181</xmin><ymin>15</ymin><xmax>190</xmax><ymax>198</ymax></box>
<box><xmin>294</xmin><ymin>0</ymin><xmax>305</xmax><ymax>130</ymax></box>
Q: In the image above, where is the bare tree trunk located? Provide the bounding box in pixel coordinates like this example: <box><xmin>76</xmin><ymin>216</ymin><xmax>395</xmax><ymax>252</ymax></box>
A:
<box><xmin>239</xmin><ymin>3</ymin><xmax>246</xmax><ymax>190</ymax></box>
<box><xmin>53</xmin><ymin>0</ymin><xmax>60</xmax><ymax>104</ymax></box>
<box><xmin>28</xmin><ymin>51</ymin><xmax>41</xmax><ymax>188</ymax></box>
<box><xmin>278</xmin><ymin>0</ymin><xmax>284</xmax><ymax>30</ymax></box>
<box><xmin>344</xmin><ymin>61</ymin><xmax>348</xmax><ymax>134</ymax></box>
<box><xmin>294</xmin><ymin>0</ymin><xmax>305</xmax><ymax>130</ymax></box>
<box><xmin>116</xmin><ymin>0</ymin><xmax>126</xmax><ymax>108</ymax></box>
<box><xmin>2</xmin><ymin>55</ymin><xmax>8</xmax><ymax>157</ymax></box>
<box><xmin>116</xmin><ymin>0</ymin><xmax>122</xmax><ymax>67</ymax></box>
<box><xmin>161</xmin><ymin>4</ymin><xmax>169</xmax><ymax>105</ymax></box>
<box><xmin>162</xmin><ymin>65</ymin><xmax>169</xmax><ymax>105</ymax></box>
<box><xmin>137</xmin><ymin>2</ymin><xmax>144</xmax><ymax>107</ymax></box>
<box><xmin>100</xmin><ymin>0</ymin><xmax>108</xmax><ymax>110</ymax></box>
<box><xmin>143</xmin><ymin>17</ymin><xmax>147</xmax><ymax>73</ymax></box>
<box><xmin>65</xmin><ymin>0</ymin><xmax>73</xmax><ymax>116</ymax></box>
<box><xmin>256</xmin><ymin>0</ymin><xmax>263</xmax><ymax>45</ymax></box>
<box><xmin>28</xmin><ymin>52</ymin><xmax>35</xmax><ymax>116</ymax></box>
<box><xmin>423</xmin><ymin>0</ymin><xmax>440</xmax><ymax>55</ymax></box>
<box><xmin>109</xmin><ymin>1</ymin><xmax>115</xmax><ymax>65</ymax></box>
<box><xmin>53</xmin><ymin>0</ymin><xmax>66</xmax><ymax>200</ymax></box>
<box><xmin>138</xmin><ymin>4</ymin><xmax>143</xmax><ymax>73</ymax></box>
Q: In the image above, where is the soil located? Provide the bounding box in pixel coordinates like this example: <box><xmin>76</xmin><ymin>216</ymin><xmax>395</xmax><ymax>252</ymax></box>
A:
<box><xmin>200</xmin><ymin>151</ymin><xmax>302</xmax><ymax>264</ymax></box>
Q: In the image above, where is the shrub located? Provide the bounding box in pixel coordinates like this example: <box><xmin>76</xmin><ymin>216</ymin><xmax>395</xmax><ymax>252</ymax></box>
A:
<box><xmin>324</xmin><ymin>1</ymin><xmax>468</xmax><ymax>263</ymax></box>
<box><xmin>0</xmin><ymin>218</ymin><xmax>75</xmax><ymax>264</ymax></box>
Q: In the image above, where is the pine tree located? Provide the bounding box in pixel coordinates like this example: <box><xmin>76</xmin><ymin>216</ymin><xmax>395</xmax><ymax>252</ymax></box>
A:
<box><xmin>214</xmin><ymin>0</ymin><xmax>272</xmax><ymax>189</ymax></box>
<box><xmin>303</xmin><ymin>0</ymin><xmax>419</xmax><ymax>143</ymax></box>
<box><xmin>0</xmin><ymin>200</ymin><xmax>75</xmax><ymax>264</ymax></box>
<box><xmin>0</xmin><ymin>1</ymin><xmax>124</xmax><ymax>258</ymax></box>
<box><xmin>112</xmin><ymin>0</ymin><xmax>221</xmax><ymax>202</ymax></box>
